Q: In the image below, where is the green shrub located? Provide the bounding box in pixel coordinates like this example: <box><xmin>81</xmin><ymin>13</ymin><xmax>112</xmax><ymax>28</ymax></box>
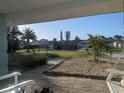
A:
<box><xmin>45</xmin><ymin>53</ymin><xmax>59</xmax><ymax>58</ymax></box>
<box><xmin>9</xmin><ymin>53</ymin><xmax>48</xmax><ymax>68</ymax></box>
<box><xmin>33</xmin><ymin>54</ymin><xmax>48</xmax><ymax>65</ymax></box>
<box><xmin>9</xmin><ymin>53</ymin><xmax>24</xmax><ymax>66</ymax></box>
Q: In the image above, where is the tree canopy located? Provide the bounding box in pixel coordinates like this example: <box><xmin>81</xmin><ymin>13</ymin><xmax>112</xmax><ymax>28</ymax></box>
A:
<box><xmin>87</xmin><ymin>34</ymin><xmax>111</xmax><ymax>62</ymax></box>
<box><xmin>21</xmin><ymin>28</ymin><xmax>37</xmax><ymax>52</ymax></box>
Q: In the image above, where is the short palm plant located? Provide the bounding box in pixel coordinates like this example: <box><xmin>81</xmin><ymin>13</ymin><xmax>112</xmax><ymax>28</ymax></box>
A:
<box><xmin>21</xmin><ymin>28</ymin><xmax>37</xmax><ymax>52</ymax></box>
<box><xmin>87</xmin><ymin>34</ymin><xmax>111</xmax><ymax>62</ymax></box>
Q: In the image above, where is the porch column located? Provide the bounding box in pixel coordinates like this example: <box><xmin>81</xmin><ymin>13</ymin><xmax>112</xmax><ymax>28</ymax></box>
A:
<box><xmin>0</xmin><ymin>14</ymin><xmax>8</xmax><ymax>76</ymax></box>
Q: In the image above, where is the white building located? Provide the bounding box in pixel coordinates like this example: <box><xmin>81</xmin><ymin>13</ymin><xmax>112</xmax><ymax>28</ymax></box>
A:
<box><xmin>113</xmin><ymin>41</ymin><xmax>124</xmax><ymax>48</ymax></box>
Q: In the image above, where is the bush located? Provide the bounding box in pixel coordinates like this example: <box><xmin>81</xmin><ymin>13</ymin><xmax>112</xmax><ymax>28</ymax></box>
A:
<box><xmin>9</xmin><ymin>53</ymin><xmax>48</xmax><ymax>68</ymax></box>
<box><xmin>45</xmin><ymin>53</ymin><xmax>59</xmax><ymax>58</ymax></box>
<box><xmin>9</xmin><ymin>53</ymin><xmax>24</xmax><ymax>66</ymax></box>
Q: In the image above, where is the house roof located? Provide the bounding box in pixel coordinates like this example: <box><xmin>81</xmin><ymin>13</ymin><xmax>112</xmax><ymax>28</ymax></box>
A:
<box><xmin>0</xmin><ymin>0</ymin><xmax>123</xmax><ymax>25</ymax></box>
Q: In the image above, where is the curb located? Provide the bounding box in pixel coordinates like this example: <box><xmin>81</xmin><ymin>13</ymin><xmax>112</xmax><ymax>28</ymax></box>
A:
<box><xmin>43</xmin><ymin>57</ymin><xmax>72</xmax><ymax>74</ymax></box>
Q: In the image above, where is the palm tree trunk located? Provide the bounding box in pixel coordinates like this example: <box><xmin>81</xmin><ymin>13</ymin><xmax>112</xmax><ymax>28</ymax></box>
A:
<box><xmin>26</xmin><ymin>39</ymin><xmax>30</xmax><ymax>52</ymax></box>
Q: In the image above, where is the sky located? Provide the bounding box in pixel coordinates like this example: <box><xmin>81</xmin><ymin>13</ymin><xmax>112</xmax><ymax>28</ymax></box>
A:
<box><xmin>18</xmin><ymin>12</ymin><xmax>124</xmax><ymax>41</ymax></box>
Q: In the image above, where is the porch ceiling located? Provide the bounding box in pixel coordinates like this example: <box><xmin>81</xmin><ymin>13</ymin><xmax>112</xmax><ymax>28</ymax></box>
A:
<box><xmin>0</xmin><ymin>0</ymin><xmax>123</xmax><ymax>25</ymax></box>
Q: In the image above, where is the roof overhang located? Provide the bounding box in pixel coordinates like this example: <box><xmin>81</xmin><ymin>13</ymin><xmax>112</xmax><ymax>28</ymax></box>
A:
<box><xmin>0</xmin><ymin>0</ymin><xmax>123</xmax><ymax>26</ymax></box>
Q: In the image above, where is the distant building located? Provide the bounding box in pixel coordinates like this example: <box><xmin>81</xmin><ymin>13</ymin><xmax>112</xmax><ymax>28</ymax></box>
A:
<box><xmin>39</xmin><ymin>39</ymin><xmax>49</xmax><ymax>48</ymax></box>
<box><xmin>50</xmin><ymin>39</ymin><xmax>89</xmax><ymax>50</ymax></box>
<box><xmin>113</xmin><ymin>41</ymin><xmax>124</xmax><ymax>48</ymax></box>
<box><xmin>65</xmin><ymin>31</ymin><xmax>71</xmax><ymax>41</ymax></box>
<box><xmin>49</xmin><ymin>31</ymin><xmax>89</xmax><ymax>50</ymax></box>
<box><xmin>30</xmin><ymin>40</ymin><xmax>40</xmax><ymax>46</ymax></box>
<box><xmin>29</xmin><ymin>40</ymin><xmax>40</xmax><ymax>48</ymax></box>
<box><xmin>29</xmin><ymin>39</ymin><xmax>50</xmax><ymax>48</ymax></box>
<box><xmin>60</xmin><ymin>30</ymin><xmax>63</xmax><ymax>41</ymax></box>
<box><xmin>77</xmin><ymin>40</ymin><xmax>89</xmax><ymax>49</ymax></box>
<box><xmin>49</xmin><ymin>41</ymin><xmax>54</xmax><ymax>48</ymax></box>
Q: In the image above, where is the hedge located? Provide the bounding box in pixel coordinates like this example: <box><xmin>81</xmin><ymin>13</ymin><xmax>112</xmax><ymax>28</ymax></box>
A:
<box><xmin>9</xmin><ymin>53</ymin><xmax>48</xmax><ymax>68</ymax></box>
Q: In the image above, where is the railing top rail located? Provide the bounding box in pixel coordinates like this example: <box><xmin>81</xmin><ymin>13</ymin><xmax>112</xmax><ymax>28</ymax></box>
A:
<box><xmin>0</xmin><ymin>72</ymin><xmax>21</xmax><ymax>81</ymax></box>
<box><xmin>0</xmin><ymin>80</ymin><xmax>34</xmax><ymax>93</ymax></box>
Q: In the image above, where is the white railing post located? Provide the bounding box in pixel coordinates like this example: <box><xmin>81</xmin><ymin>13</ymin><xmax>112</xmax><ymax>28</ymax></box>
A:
<box><xmin>14</xmin><ymin>74</ymin><xmax>18</xmax><ymax>85</ymax></box>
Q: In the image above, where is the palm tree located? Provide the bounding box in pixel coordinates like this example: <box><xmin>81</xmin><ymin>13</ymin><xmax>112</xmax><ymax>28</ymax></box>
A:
<box><xmin>21</xmin><ymin>28</ymin><xmax>37</xmax><ymax>52</ymax></box>
<box><xmin>87</xmin><ymin>34</ymin><xmax>111</xmax><ymax>62</ymax></box>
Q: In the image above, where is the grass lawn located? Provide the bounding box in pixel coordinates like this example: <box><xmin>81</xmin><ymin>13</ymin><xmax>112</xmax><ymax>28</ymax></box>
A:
<box><xmin>16</xmin><ymin>47</ymin><xmax>123</xmax><ymax>58</ymax></box>
<box><xmin>17</xmin><ymin>49</ymin><xmax>89</xmax><ymax>57</ymax></box>
<box><xmin>49</xmin><ymin>51</ymin><xmax>89</xmax><ymax>57</ymax></box>
<box><xmin>111</xmin><ymin>47</ymin><xmax>123</xmax><ymax>52</ymax></box>
<box><xmin>17</xmin><ymin>48</ymin><xmax>57</xmax><ymax>53</ymax></box>
<box><xmin>101</xmin><ymin>47</ymin><xmax>123</xmax><ymax>53</ymax></box>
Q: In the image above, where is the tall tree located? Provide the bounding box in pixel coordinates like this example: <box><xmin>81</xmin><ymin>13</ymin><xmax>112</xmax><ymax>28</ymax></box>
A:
<box><xmin>21</xmin><ymin>28</ymin><xmax>37</xmax><ymax>52</ymax></box>
<box><xmin>7</xmin><ymin>26</ymin><xmax>22</xmax><ymax>53</ymax></box>
<box><xmin>87</xmin><ymin>34</ymin><xmax>111</xmax><ymax>62</ymax></box>
<box><xmin>113</xmin><ymin>35</ymin><xmax>123</xmax><ymax>41</ymax></box>
<box><xmin>107</xmin><ymin>37</ymin><xmax>114</xmax><ymax>43</ymax></box>
<box><xmin>99</xmin><ymin>35</ymin><xmax>107</xmax><ymax>40</ymax></box>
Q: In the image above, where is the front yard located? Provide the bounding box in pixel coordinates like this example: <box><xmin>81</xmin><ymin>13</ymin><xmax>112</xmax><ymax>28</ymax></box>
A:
<box><xmin>7</xmin><ymin>50</ymin><xmax>122</xmax><ymax>93</ymax></box>
<box><xmin>9</xmin><ymin>48</ymin><xmax>122</xmax><ymax>78</ymax></box>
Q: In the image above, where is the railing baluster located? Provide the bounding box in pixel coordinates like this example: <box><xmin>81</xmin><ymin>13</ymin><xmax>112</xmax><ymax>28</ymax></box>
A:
<box><xmin>0</xmin><ymin>72</ymin><xmax>35</xmax><ymax>93</ymax></box>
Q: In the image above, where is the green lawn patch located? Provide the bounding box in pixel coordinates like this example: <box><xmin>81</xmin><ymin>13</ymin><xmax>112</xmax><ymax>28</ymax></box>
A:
<box><xmin>47</xmin><ymin>51</ymin><xmax>89</xmax><ymax>57</ymax></box>
<box><xmin>17</xmin><ymin>48</ymin><xmax>57</xmax><ymax>53</ymax></box>
<box><xmin>111</xmin><ymin>47</ymin><xmax>123</xmax><ymax>52</ymax></box>
<box><xmin>16</xmin><ymin>49</ymin><xmax>89</xmax><ymax>58</ymax></box>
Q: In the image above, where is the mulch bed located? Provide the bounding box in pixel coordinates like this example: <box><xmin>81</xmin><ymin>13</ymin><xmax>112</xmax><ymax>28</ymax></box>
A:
<box><xmin>44</xmin><ymin>57</ymin><xmax>114</xmax><ymax>80</ymax></box>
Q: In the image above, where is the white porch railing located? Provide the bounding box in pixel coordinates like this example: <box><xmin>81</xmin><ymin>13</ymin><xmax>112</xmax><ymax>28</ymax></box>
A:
<box><xmin>106</xmin><ymin>51</ymin><xmax>124</xmax><ymax>93</ymax></box>
<box><xmin>0</xmin><ymin>72</ymin><xmax>35</xmax><ymax>93</ymax></box>
<box><xmin>106</xmin><ymin>69</ymin><xmax>124</xmax><ymax>93</ymax></box>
